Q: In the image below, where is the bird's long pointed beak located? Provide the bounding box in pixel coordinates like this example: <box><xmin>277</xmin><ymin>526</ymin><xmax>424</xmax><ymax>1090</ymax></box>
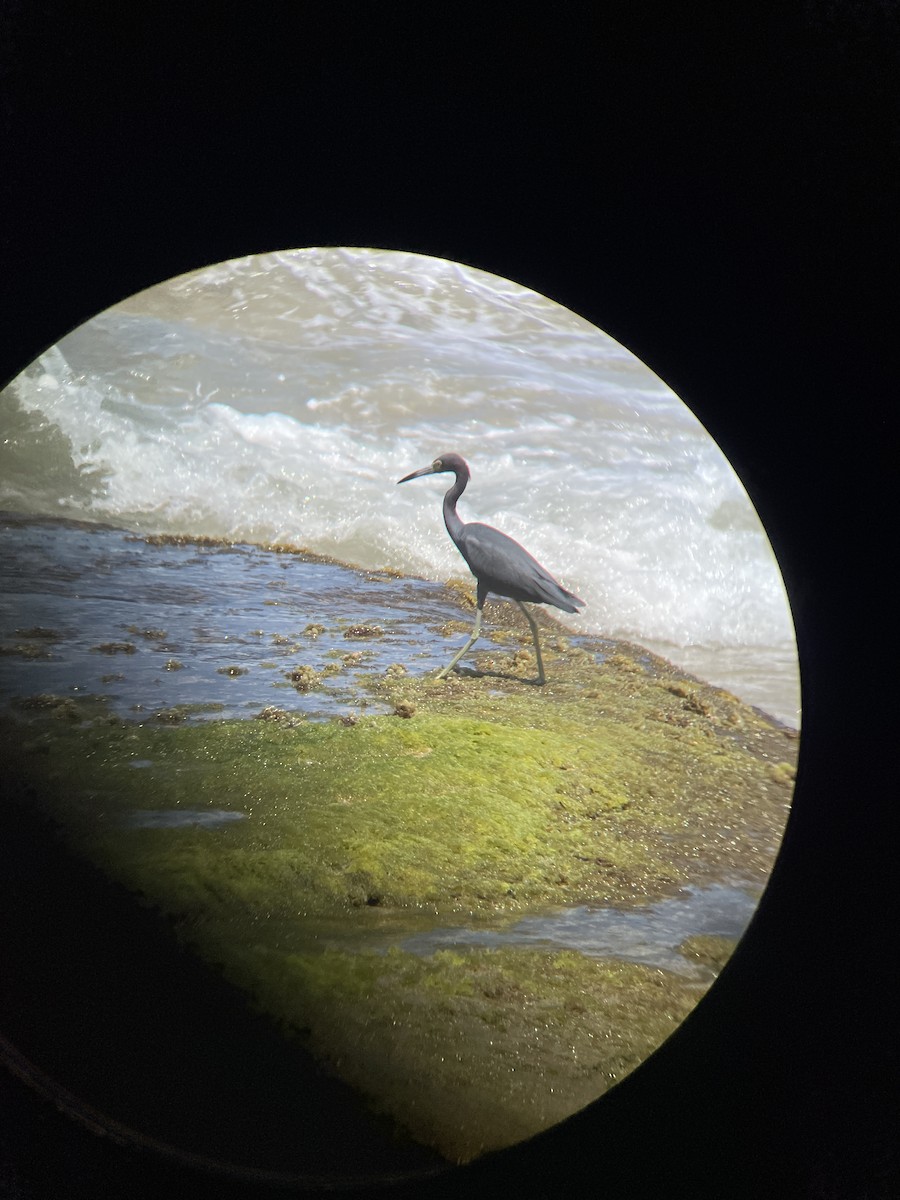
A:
<box><xmin>397</xmin><ymin>464</ymin><xmax>438</xmax><ymax>485</ymax></box>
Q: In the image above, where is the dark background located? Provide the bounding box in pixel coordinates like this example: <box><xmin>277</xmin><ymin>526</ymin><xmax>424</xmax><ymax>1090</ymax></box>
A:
<box><xmin>1</xmin><ymin>5</ymin><xmax>896</xmax><ymax>1198</ymax></box>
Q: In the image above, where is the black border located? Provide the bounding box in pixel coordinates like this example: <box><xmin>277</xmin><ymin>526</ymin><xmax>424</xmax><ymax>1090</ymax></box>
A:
<box><xmin>2</xmin><ymin>7</ymin><xmax>896</xmax><ymax>1198</ymax></box>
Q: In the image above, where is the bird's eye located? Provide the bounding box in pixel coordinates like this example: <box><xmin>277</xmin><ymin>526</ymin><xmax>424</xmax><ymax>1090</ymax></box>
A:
<box><xmin>432</xmin><ymin>459</ymin><xmax>442</xmax><ymax>470</ymax></box>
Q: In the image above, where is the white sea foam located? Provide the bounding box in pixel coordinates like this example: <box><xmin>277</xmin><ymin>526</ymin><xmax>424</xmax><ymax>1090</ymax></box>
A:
<box><xmin>1</xmin><ymin>248</ymin><xmax>799</xmax><ymax>725</ymax></box>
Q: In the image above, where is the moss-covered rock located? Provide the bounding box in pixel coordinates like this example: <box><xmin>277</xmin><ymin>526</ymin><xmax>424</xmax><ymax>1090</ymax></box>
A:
<box><xmin>7</xmin><ymin>662</ymin><xmax>794</xmax><ymax>923</ymax></box>
<box><xmin>677</xmin><ymin>933</ymin><xmax>738</xmax><ymax>973</ymax></box>
<box><xmin>218</xmin><ymin>941</ymin><xmax>708</xmax><ymax>1162</ymax></box>
<box><xmin>1</xmin><ymin>612</ymin><xmax>796</xmax><ymax>1164</ymax></box>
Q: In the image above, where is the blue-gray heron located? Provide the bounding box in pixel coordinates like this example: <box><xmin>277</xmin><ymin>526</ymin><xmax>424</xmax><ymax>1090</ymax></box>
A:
<box><xmin>398</xmin><ymin>453</ymin><xmax>584</xmax><ymax>684</ymax></box>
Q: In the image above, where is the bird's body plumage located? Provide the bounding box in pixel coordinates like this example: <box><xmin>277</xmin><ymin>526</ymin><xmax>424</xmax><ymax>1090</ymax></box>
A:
<box><xmin>398</xmin><ymin>452</ymin><xmax>584</xmax><ymax>683</ymax></box>
<box><xmin>454</xmin><ymin>522</ymin><xmax>583</xmax><ymax>612</ymax></box>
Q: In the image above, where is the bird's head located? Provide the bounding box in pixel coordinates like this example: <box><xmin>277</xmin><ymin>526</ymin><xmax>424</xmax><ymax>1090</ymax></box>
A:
<box><xmin>397</xmin><ymin>453</ymin><xmax>469</xmax><ymax>485</ymax></box>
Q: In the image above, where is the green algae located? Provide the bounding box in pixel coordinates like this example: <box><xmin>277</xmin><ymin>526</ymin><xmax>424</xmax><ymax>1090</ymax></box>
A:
<box><xmin>90</xmin><ymin>640</ymin><xmax>137</xmax><ymax>655</ymax></box>
<box><xmin>125</xmin><ymin>624</ymin><xmax>168</xmax><ymax>641</ymax></box>
<box><xmin>213</xmin><ymin>941</ymin><xmax>707</xmax><ymax>1162</ymax></box>
<box><xmin>286</xmin><ymin>664</ymin><xmax>322</xmax><ymax>691</ymax></box>
<box><xmin>7</xmin><ymin>675</ymin><xmax>794</xmax><ymax>923</ymax></box>
<box><xmin>0</xmin><ymin>641</ymin><xmax>55</xmax><ymax>659</ymax></box>
<box><xmin>12</xmin><ymin>692</ymin><xmax>81</xmax><ymax>719</ymax></box>
<box><xmin>677</xmin><ymin>933</ymin><xmax>738</xmax><ymax>973</ymax></box>
<box><xmin>1</xmin><ymin>626</ymin><xmax>797</xmax><ymax>1165</ymax></box>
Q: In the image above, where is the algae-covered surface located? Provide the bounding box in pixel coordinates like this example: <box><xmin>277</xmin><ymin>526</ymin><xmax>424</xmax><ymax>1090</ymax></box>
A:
<box><xmin>0</xmin><ymin>520</ymin><xmax>798</xmax><ymax>1169</ymax></box>
<box><xmin>10</xmin><ymin>660</ymin><xmax>796</xmax><ymax>922</ymax></box>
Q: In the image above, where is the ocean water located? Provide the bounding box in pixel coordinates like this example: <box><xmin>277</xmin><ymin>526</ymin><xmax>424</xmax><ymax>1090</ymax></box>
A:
<box><xmin>0</xmin><ymin>247</ymin><xmax>799</xmax><ymax>726</ymax></box>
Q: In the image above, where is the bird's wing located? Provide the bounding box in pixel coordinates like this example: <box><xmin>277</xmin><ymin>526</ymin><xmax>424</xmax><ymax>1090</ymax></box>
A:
<box><xmin>457</xmin><ymin>523</ymin><xmax>583</xmax><ymax>611</ymax></box>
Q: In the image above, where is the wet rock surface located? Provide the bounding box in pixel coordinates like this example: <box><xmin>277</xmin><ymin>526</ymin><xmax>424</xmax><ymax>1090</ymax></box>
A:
<box><xmin>0</xmin><ymin>520</ymin><xmax>798</xmax><ymax>1169</ymax></box>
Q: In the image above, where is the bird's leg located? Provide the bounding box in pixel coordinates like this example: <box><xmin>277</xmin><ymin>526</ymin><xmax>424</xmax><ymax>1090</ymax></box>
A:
<box><xmin>436</xmin><ymin>604</ymin><xmax>483</xmax><ymax>678</ymax></box>
<box><xmin>516</xmin><ymin>601</ymin><xmax>545</xmax><ymax>685</ymax></box>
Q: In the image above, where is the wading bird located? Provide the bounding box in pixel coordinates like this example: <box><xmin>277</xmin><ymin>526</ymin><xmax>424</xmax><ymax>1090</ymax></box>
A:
<box><xmin>397</xmin><ymin>453</ymin><xmax>584</xmax><ymax>684</ymax></box>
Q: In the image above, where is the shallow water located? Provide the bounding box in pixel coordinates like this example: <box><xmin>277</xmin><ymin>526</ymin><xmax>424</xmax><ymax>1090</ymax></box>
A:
<box><xmin>238</xmin><ymin>879</ymin><xmax>758</xmax><ymax>978</ymax></box>
<box><xmin>398</xmin><ymin>882</ymin><xmax>757</xmax><ymax>975</ymax></box>
<box><xmin>123</xmin><ymin>809</ymin><xmax>248</xmax><ymax>829</ymax></box>
<box><xmin>0</xmin><ymin>517</ymin><xmax>537</xmax><ymax>722</ymax></box>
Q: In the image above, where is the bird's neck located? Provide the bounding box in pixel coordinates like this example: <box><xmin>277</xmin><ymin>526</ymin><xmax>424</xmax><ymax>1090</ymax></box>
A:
<box><xmin>442</xmin><ymin>471</ymin><xmax>467</xmax><ymax>544</ymax></box>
